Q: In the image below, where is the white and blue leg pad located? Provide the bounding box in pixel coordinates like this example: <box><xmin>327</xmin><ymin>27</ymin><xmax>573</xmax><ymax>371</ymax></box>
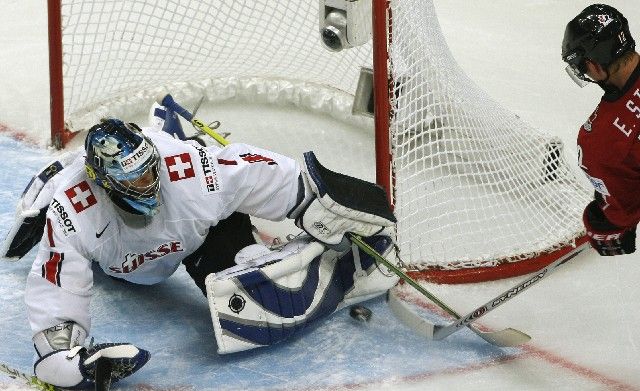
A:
<box><xmin>148</xmin><ymin>102</ymin><xmax>186</xmax><ymax>140</ymax></box>
<box><xmin>205</xmin><ymin>233</ymin><xmax>398</xmax><ymax>354</ymax></box>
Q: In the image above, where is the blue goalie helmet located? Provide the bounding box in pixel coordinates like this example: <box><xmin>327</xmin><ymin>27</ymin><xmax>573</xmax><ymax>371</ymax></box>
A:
<box><xmin>85</xmin><ymin>118</ymin><xmax>161</xmax><ymax>216</ymax></box>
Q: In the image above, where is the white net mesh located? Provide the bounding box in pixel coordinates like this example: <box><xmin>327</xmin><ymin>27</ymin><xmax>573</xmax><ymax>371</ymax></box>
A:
<box><xmin>387</xmin><ymin>0</ymin><xmax>590</xmax><ymax>270</ymax></box>
<box><xmin>60</xmin><ymin>0</ymin><xmax>372</xmax><ymax>129</ymax></box>
<box><xmin>57</xmin><ymin>0</ymin><xmax>591</xmax><ymax>274</ymax></box>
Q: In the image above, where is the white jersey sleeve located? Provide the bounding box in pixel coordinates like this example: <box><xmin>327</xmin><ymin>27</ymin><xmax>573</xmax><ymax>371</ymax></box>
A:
<box><xmin>205</xmin><ymin>142</ymin><xmax>301</xmax><ymax>221</ymax></box>
<box><xmin>25</xmin><ymin>190</ymin><xmax>93</xmax><ymax>336</ymax></box>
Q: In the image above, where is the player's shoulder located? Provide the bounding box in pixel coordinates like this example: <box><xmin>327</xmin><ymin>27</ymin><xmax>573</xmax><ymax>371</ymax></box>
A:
<box><xmin>47</xmin><ymin>159</ymin><xmax>109</xmax><ymax>230</ymax></box>
<box><xmin>152</xmin><ymin>136</ymin><xmax>225</xmax><ymax>199</ymax></box>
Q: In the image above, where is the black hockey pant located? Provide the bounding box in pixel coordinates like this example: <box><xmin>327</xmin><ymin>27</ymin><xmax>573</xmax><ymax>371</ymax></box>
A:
<box><xmin>181</xmin><ymin>212</ymin><xmax>256</xmax><ymax>295</ymax></box>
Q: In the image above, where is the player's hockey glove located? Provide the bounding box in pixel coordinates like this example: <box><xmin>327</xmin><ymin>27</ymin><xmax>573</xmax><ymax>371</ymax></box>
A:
<box><xmin>288</xmin><ymin>151</ymin><xmax>396</xmax><ymax>247</ymax></box>
<box><xmin>583</xmin><ymin>200</ymin><xmax>636</xmax><ymax>256</ymax></box>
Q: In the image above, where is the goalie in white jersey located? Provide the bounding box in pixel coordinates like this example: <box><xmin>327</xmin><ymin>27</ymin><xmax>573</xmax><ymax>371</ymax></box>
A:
<box><xmin>2</xmin><ymin>105</ymin><xmax>399</xmax><ymax>389</ymax></box>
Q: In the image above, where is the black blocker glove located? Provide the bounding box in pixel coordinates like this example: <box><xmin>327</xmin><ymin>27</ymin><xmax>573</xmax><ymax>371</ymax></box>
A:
<box><xmin>583</xmin><ymin>200</ymin><xmax>636</xmax><ymax>256</ymax></box>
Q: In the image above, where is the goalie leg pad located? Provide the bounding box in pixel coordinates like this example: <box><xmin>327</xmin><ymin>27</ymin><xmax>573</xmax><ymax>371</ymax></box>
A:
<box><xmin>148</xmin><ymin>101</ymin><xmax>187</xmax><ymax>140</ymax></box>
<box><xmin>205</xmin><ymin>234</ymin><xmax>397</xmax><ymax>354</ymax></box>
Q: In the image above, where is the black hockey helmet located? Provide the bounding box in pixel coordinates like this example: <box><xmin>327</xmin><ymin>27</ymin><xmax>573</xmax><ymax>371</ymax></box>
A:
<box><xmin>562</xmin><ymin>4</ymin><xmax>635</xmax><ymax>86</ymax></box>
<box><xmin>85</xmin><ymin>118</ymin><xmax>161</xmax><ymax>215</ymax></box>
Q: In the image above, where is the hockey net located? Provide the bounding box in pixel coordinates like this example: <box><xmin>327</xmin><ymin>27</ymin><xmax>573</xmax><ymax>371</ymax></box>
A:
<box><xmin>49</xmin><ymin>0</ymin><xmax>591</xmax><ymax>283</ymax></box>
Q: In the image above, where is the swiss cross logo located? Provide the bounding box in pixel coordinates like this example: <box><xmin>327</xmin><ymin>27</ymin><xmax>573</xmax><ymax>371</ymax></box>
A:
<box><xmin>165</xmin><ymin>153</ymin><xmax>195</xmax><ymax>181</ymax></box>
<box><xmin>64</xmin><ymin>181</ymin><xmax>97</xmax><ymax>213</ymax></box>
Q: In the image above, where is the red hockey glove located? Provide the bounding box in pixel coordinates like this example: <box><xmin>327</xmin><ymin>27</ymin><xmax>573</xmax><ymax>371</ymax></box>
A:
<box><xmin>583</xmin><ymin>200</ymin><xmax>636</xmax><ymax>256</ymax></box>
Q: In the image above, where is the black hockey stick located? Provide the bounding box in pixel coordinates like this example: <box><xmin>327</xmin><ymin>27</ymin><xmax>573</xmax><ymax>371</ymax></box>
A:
<box><xmin>94</xmin><ymin>357</ymin><xmax>113</xmax><ymax>391</ymax></box>
<box><xmin>386</xmin><ymin>240</ymin><xmax>590</xmax><ymax>344</ymax></box>
<box><xmin>348</xmin><ymin>234</ymin><xmax>531</xmax><ymax>347</ymax></box>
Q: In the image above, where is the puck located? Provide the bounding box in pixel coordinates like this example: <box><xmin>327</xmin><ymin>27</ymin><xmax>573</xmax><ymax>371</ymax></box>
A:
<box><xmin>349</xmin><ymin>305</ymin><xmax>372</xmax><ymax>322</ymax></box>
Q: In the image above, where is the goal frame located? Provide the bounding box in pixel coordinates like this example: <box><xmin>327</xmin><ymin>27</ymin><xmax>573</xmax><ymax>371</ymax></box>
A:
<box><xmin>46</xmin><ymin>0</ymin><xmax>589</xmax><ymax>283</ymax></box>
<box><xmin>372</xmin><ymin>0</ymin><xmax>587</xmax><ymax>283</ymax></box>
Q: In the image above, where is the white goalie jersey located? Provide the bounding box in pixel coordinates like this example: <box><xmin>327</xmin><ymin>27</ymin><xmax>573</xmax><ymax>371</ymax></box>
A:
<box><xmin>25</xmin><ymin>128</ymin><xmax>301</xmax><ymax>337</ymax></box>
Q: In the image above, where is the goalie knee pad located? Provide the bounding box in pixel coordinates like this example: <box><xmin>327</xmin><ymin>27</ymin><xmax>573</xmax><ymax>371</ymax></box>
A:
<box><xmin>205</xmin><ymin>233</ymin><xmax>397</xmax><ymax>354</ymax></box>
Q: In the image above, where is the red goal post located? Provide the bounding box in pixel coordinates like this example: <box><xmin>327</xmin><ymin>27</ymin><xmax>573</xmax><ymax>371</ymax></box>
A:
<box><xmin>47</xmin><ymin>0</ymin><xmax>591</xmax><ymax>283</ymax></box>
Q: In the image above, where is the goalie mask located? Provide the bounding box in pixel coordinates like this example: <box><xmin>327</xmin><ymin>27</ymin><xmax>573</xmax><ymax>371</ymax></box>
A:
<box><xmin>85</xmin><ymin>118</ymin><xmax>161</xmax><ymax>216</ymax></box>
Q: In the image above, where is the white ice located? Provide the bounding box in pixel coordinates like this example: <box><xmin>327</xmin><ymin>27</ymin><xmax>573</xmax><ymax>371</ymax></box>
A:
<box><xmin>1</xmin><ymin>1</ymin><xmax>639</xmax><ymax>390</ymax></box>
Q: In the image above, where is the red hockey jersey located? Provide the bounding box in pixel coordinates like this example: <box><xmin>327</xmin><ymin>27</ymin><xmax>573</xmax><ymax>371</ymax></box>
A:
<box><xmin>577</xmin><ymin>66</ymin><xmax>640</xmax><ymax>228</ymax></box>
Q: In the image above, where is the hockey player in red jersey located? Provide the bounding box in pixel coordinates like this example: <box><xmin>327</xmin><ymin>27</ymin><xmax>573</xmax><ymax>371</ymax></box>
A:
<box><xmin>562</xmin><ymin>4</ymin><xmax>640</xmax><ymax>256</ymax></box>
<box><xmin>1</xmin><ymin>104</ymin><xmax>398</xmax><ymax>388</ymax></box>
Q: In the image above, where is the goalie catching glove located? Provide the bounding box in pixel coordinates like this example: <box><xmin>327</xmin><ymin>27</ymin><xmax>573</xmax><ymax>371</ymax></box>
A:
<box><xmin>288</xmin><ymin>151</ymin><xmax>396</xmax><ymax>246</ymax></box>
<box><xmin>583</xmin><ymin>200</ymin><xmax>636</xmax><ymax>256</ymax></box>
<box><xmin>33</xmin><ymin>322</ymin><xmax>150</xmax><ymax>389</ymax></box>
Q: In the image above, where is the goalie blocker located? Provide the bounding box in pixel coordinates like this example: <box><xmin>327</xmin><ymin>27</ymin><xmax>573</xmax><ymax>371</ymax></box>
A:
<box><xmin>206</xmin><ymin>233</ymin><xmax>398</xmax><ymax>354</ymax></box>
<box><xmin>1</xmin><ymin>151</ymin><xmax>80</xmax><ymax>260</ymax></box>
<box><xmin>288</xmin><ymin>151</ymin><xmax>396</xmax><ymax>247</ymax></box>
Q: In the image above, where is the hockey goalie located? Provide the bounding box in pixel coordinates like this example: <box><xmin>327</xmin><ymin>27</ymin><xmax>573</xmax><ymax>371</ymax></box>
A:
<box><xmin>0</xmin><ymin>100</ymin><xmax>399</xmax><ymax>389</ymax></box>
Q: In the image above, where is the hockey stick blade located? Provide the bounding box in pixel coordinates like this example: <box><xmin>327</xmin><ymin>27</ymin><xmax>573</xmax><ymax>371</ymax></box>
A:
<box><xmin>387</xmin><ymin>241</ymin><xmax>589</xmax><ymax>346</ymax></box>
<box><xmin>431</xmin><ymin>241</ymin><xmax>590</xmax><ymax>342</ymax></box>
<box><xmin>387</xmin><ymin>290</ymin><xmax>530</xmax><ymax>347</ymax></box>
<box><xmin>349</xmin><ymin>234</ymin><xmax>529</xmax><ymax>347</ymax></box>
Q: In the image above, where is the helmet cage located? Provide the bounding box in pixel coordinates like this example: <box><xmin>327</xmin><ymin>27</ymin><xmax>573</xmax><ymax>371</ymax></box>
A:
<box><xmin>100</xmin><ymin>152</ymin><xmax>160</xmax><ymax>202</ymax></box>
<box><xmin>564</xmin><ymin>63</ymin><xmax>591</xmax><ymax>88</ymax></box>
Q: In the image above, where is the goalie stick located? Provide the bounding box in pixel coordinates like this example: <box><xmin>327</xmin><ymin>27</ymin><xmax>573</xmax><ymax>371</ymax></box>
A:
<box><xmin>386</xmin><ymin>240</ymin><xmax>590</xmax><ymax>344</ymax></box>
<box><xmin>156</xmin><ymin>93</ymin><xmax>531</xmax><ymax>347</ymax></box>
<box><xmin>94</xmin><ymin>357</ymin><xmax>113</xmax><ymax>391</ymax></box>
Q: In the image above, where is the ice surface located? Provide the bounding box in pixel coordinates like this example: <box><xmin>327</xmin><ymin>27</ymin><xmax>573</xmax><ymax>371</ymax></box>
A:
<box><xmin>1</xmin><ymin>1</ymin><xmax>639</xmax><ymax>390</ymax></box>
